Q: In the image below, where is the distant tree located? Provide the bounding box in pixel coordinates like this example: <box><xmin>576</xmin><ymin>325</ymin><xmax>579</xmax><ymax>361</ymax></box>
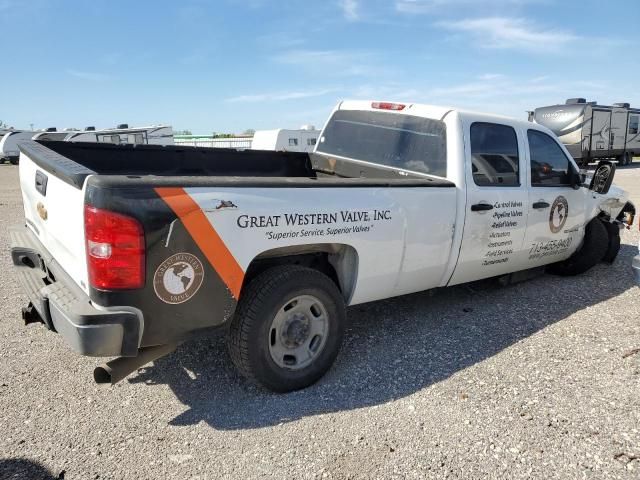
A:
<box><xmin>175</xmin><ymin>129</ymin><xmax>193</xmax><ymax>135</ymax></box>
<box><xmin>0</xmin><ymin>120</ymin><xmax>7</xmax><ymax>129</ymax></box>
<box><xmin>243</xmin><ymin>129</ymin><xmax>256</xmax><ymax>136</ymax></box>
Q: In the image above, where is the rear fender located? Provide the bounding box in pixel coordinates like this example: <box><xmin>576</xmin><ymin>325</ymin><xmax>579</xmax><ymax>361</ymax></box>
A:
<box><xmin>245</xmin><ymin>243</ymin><xmax>359</xmax><ymax>304</ymax></box>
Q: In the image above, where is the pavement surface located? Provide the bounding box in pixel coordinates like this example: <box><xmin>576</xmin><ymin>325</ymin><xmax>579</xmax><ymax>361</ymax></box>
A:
<box><xmin>0</xmin><ymin>163</ymin><xmax>639</xmax><ymax>480</ymax></box>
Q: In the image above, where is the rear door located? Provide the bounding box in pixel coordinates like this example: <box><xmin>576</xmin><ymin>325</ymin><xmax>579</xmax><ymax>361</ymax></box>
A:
<box><xmin>448</xmin><ymin>121</ymin><xmax>530</xmax><ymax>285</ymax></box>
<box><xmin>591</xmin><ymin>110</ymin><xmax>611</xmax><ymax>154</ymax></box>
<box><xmin>523</xmin><ymin>129</ymin><xmax>585</xmax><ymax>267</ymax></box>
<box><xmin>610</xmin><ymin>107</ymin><xmax>628</xmax><ymax>152</ymax></box>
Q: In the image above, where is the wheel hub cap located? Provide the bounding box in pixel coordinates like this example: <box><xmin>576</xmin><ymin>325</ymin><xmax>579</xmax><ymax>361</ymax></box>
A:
<box><xmin>268</xmin><ymin>294</ymin><xmax>329</xmax><ymax>370</ymax></box>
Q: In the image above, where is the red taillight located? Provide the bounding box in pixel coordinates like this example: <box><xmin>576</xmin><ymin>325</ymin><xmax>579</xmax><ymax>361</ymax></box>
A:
<box><xmin>84</xmin><ymin>205</ymin><xmax>145</xmax><ymax>290</ymax></box>
<box><xmin>371</xmin><ymin>102</ymin><xmax>406</xmax><ymax>111</ymax></box>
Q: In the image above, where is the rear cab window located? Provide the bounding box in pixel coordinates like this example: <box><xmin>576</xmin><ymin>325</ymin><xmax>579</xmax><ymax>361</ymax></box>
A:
<box><xmin>470</xmin><ymin>122</ymin><xmax>520</xmax><ymax>186</ymax></box>
<box><xmin>316</xmin><ymin>110</ymin><xmax>447</xmax><ymax>177</ymax></box>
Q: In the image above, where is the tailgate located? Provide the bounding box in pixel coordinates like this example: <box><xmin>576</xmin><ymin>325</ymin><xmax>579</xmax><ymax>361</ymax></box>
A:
<box><xmin>18</xmin><ymin>142</ymin><xmax>90</xmax><ymax>294</ymax></box>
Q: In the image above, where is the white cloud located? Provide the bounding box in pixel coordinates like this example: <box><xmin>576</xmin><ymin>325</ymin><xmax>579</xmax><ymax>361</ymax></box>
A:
<box><xmin>273</xmin><ymin>49</ymin><xmax>379</xmax><ymax>77</ymax></box>
<box><xmin>478</xmin><ymin>73</ymin><xmax>506</xmax><ymax>81</ymax></box>
<box><xmin>66</xmin><ymin>69</ymin><xmax>111</xmax><ymax>82</ymax></box>
<box><xmin>396</xmin><ymin>0</ymin><xmax>539</xmax><ymax>14</ymax></box>
<box><xmin>256</xmin><ymin>32</ymin><xmax>306</xmax><ymax>49</ymax></box>
<box><xmin>225</xmin><ymin>88</ymin><xmax>337</xmax><ymax>103</ymax></box>
<box><xmin>339</xmin><ymin>0</ymin><xmax>360</xmax><ymax>21</ymax></box>
<box><xmin>438</xmin><ymin>17</ymin><xmax>577</xmax><ymax>51</ymax></box>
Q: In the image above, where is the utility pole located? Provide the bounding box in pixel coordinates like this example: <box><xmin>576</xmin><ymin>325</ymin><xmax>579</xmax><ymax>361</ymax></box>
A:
<box><xmin>30</xmin><ymin>123</ymin><xmax>34</xmax><ymax>131</ymax></box>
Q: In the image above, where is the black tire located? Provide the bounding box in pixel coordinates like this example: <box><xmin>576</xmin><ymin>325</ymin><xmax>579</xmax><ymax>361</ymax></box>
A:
<box><xmin>619</xmin><ymin>152</ymin><xmax>631</xmax><ymax>166</ymax></box>
<box><xmin>602</xmin><ymin>221</ymin><xmax>621</xmax><ymax>264</ymax></box>
<box><xmin>547</xmin><ymin>218</ymin><xmax>609</xmax><ymax>276</ymax></box>
<box><xmin>228</xmin><ymin>265</ymin><xmax>346</xmax><ymax>392</ymax></box>
<box><xmin>9</xmin><ymin>158</ymin><xmax>18</xmax><ymax>165</ymax></box>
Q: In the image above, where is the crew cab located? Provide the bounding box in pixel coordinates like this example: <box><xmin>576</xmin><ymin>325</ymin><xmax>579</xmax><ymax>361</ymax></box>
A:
<box><xmin>10</xmin><ymin>100</ymin><xmax>636</xmax><ymax>392</ymax></box>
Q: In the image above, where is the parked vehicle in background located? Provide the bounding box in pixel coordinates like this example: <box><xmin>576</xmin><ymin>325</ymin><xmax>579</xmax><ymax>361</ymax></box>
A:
<box><xmin>174</xmin><ymin>127</ymin><xmax>320</xmax><ymax>152</ymax></box>
<box><xmin>1</xmin><ymin>130</ymin><xmax>37</xmax><ymax>164</ymax></box>
<box><xmin>10</xmin><ymin>100</ymin><xmax>635</xmax><ymax>393</ymax></box>
<box><xmin>0</xmin><ymin>129</ymin><xmax>14</xmax><ymax>163</ymax></box>
<box><xmin>174</xmin><ymin>135</ymin><xmax>253</xmax><ymax>149</ymax></box>
<box><xmin>530</xmin><ymin>98</ymin><xmax>640</xmax><ymax>167</ymax></box>
<box><xmin>93</xmin><ymin>124</ymin><xmax>174</xmax><ymax>146</ymax></box>
<box><xmin>33</xmin><ymin>124</ymin><xmax>174</xmax><ymax>146</ymax></box>
<box><xmin>634</xmin><ymin>219</ymin><xmax>640</xmax><ymax>285</ymax></box>
<box><xmin>251</xmin><ymin>126</ymin><xmax>319</xmax><ymax>152</ymax></box>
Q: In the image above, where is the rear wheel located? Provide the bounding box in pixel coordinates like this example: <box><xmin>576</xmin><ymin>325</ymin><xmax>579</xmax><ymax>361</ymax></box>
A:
<box><xmin>9</xmin><ymin>157</ymin><xmax>18</xmax><ymax>165</ymax></box>
<box><xmin>618</xmin><ymin>152</ymin><xmax>631</xmax><ymax>166</ymax></box>
<box><xmin>228</xmin><ymin>265</ymin><xmax>346</xmax><ymax>392</ymax></box>
<box><xmin>547</xmin><ymin>218</ymin><xmax>608</xmax><ymax>276</ymax></box>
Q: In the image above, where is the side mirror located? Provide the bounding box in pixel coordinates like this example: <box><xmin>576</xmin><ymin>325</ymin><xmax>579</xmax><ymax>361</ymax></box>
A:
<box><xmin>589</xmin><ymin>161</ymin><xmax>616</xmax><ymax>195</ymax></box>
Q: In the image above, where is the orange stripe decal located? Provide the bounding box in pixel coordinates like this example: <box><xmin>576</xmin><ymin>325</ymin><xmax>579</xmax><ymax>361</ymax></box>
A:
<box><xmin>155</xmin><ymin>187</ymin><xmax>244</xmax><ymax>299</ymax></box>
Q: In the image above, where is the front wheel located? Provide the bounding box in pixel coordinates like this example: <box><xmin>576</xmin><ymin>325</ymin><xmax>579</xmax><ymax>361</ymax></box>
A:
<box><xmin>547</xmin><ymin>218</ymin><xmax>608</xmax><ymax>276</ymax></box>
<box><xmin>228</xmin><ymin>265</ymin><xmax>346</xmax><ymax>392</ymax></box>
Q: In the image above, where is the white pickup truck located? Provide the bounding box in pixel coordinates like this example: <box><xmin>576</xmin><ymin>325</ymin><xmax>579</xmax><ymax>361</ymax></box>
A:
<box><xmin>10</xmin><ymin>100</ymin><xmax>636</xmax><ymax>392</ymax></box>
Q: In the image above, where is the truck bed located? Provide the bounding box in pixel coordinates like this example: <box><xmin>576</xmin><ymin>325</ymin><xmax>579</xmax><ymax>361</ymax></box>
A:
<box><xmin>20</xmin><ymin>141</ymin><xmax>452</xmax><ymax>189</ymax></box>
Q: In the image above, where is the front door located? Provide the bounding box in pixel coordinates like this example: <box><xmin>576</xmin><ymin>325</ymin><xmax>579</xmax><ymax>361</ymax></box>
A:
<box><xmin>524</xmin><ymin>128</ymin><xmax>586</xmax><ymax>268</ymax></box>
<box><xmin>448</xmin><ymin>121</ymin><xmax>530</xmax><ymax>286</ymax></box>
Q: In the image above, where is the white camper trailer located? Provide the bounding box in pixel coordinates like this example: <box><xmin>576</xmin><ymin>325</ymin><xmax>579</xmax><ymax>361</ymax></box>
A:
<box><xmin>173</xmin><ymin>135</ymin><xmax>253</xmax><ymax>149</ymax></box>
<box><xmin>251</xmin><ymin>126</ymin><xmax>319</xmax><ymax>153</ymax></box>
<box><xmin>0</xmin><ymin>130</ymin><xmax>38</xmax><ymax>164</ymax></box>
<box><xmin>93</xmin><ymin>124</ymin><xmax>174</xmax><ymax>146</ymax></box>
<box><xmin>32</xmin><ymin>124</ymin><xmax>174</xmax><ymax>146</ymax></box>
<box><xmin>530</xmin><ymin>98</ymin><xmax>640</xmax><ymax>166</ymax></box>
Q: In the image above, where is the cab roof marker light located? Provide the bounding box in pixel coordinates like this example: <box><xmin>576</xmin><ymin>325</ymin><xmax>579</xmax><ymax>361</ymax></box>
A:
<box><xmin>371</xmin><ymin>102</ymin><xmax>406</xmax><ymax>111</ymax></box>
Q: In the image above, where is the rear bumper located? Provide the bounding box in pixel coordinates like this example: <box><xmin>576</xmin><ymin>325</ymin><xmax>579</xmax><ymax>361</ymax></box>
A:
<box><xmin>10</xmin><ymin>226</ymin><xmax>142</xmax><ymax>357</ymax></box>
<box><xmin>633</xmin><ymin>254</ymin><xmax>640</xmax><ymax>285</ymax></box>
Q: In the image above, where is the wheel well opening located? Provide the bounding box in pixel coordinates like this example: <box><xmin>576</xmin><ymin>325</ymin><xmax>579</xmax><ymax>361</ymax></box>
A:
<box><xmin>242</xmin><ymin>244</ymin><xmax>358</xmax><ymax>302</ymax></box>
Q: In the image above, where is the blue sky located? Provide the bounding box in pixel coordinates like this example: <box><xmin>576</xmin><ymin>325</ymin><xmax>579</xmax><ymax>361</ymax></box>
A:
<box><xmin>0</xmin><ymin>0</ymin><xmax>638</xmax><ymax>133</ymax></box>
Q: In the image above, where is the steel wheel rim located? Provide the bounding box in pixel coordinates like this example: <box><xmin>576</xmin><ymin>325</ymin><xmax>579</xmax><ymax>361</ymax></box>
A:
<box><xmin>268</xmin><ymin>294</ymin><xmax>329</xmax><ymax>370</ymax></box>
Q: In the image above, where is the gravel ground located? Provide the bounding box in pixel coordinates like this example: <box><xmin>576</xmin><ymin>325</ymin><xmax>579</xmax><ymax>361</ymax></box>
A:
<box><xmin>1</xmin><ymin>163</ymin><xmax>639</xmax><ymax>480</ymax></box>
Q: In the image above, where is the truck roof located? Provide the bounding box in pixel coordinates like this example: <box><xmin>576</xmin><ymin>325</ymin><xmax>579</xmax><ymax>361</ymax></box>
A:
<box><xmin>337</xmin><ymin>100</ymin><xmax>537</xmax><ymax>130</ymax></box>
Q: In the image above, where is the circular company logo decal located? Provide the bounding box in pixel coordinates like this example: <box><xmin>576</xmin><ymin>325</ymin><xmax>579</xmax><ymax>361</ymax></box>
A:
<box><xmin>549</xmin><ymin>196</ymin><xmax>569</xmax><ymax>234</ymax></box>
<box><xmin>153</xmin><ymin>253</ymin><xmax>204</xmax><ymax>304</ymax></box>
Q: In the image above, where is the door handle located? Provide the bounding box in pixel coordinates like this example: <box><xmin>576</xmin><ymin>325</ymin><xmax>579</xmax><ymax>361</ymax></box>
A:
<box><xmin>532</xmin><ymin>201</ymin><xmax>550</xmax><ymax>209</ymax></box>
<box><xmin>471</xmin><ymin>203</ymin><xmax>494</xmax><ymax>212</ymax></box>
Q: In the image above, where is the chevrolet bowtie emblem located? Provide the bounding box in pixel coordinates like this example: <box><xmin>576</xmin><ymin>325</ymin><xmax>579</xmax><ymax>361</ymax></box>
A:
<box><xmin>37</xmin><ymin>202</ymin><xmax>48</xmax><ymax>221</ymax></box>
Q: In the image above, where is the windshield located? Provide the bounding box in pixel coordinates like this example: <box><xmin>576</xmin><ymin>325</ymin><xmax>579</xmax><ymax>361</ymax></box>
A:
<box><xmin>317</xmin><ymin>110</ymin><xmax>447</xmax><ymax>178</ymax></box>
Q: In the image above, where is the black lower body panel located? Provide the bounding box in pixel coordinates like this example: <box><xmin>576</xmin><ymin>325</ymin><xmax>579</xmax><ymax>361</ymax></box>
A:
<box><xmin>10</xmin><ymin>226</ymin><xmax>142</xmax><ymax>357</ymax></box>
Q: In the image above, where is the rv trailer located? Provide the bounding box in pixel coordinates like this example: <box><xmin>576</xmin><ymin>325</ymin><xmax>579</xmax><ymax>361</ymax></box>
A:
<box><xmin>530</xmin><ymin>98</ymin><xmax>640</xmax><ymax>166</ymax></box>
<box><xmin>0</xmin><ymin>130</ymin><xmax>37</xmax><ymax>164</ymax></box>
<box><xmin>251</xmin><ymin>126</ymin><xmax>319</xmax><ymax>153</ymax></box>
<box><xmin>173</xmin><ymin>135</ymin><xmax>253</xmax><ymax>149</ymax></box>
<box><xmin>174</xmin><ymin>127</ymin><xmax>320</xmax><ymax>152</ymax></box>
<box><xmin>92</xmin><ymin>124</ymin><xmax>174</xmax><ymax>146</ymax></box>
<box><xmin>32</xmin><ymin>124</ymin><xmax>174</xmax><ymax>146</ymax></box>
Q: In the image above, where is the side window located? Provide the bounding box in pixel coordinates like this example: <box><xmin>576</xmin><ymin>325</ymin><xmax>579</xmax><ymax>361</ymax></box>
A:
<box><xmin>307</xmin><ymin>138</ymin><xmax>316</xmax><ymax>146</ymax></box>
<box><xmin>289</xmin><ymin>138</ymin><xmax>298</xmax><ymax>146</ymax></box>
<box><xmin>528</xmin><ymin>130</ymin><xmax>571</xmax><ymax>186</ymax></box>
<box><xmin>470</xmin><ymin>122</ymin><xmax>519</xmax><ymax>186</ymax></box>
<box><xmin>629</xmin><ymin>115</ymin><xmax>639</xmax><ymax>135</ymax></box>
